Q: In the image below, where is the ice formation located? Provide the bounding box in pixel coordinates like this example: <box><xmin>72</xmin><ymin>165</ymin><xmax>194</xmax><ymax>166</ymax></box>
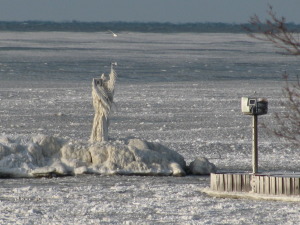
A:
<box><xmin>90</xmin><ymin>63</ymin><xmax>117</xmax><ymax>142</ymax></box>
<box><xmin>189</xmin><ymin>157</ymin><xmax>217</xmax><ymax>175</ymax></box>
<box><xmin>0</xmin><ymin>134</ymin><xmax>188</xmax><ymax>178</ymax></box>
<box><xmin>201</xmin><ymin>188</ymin><xmax>300</xmax><ymax>202</ymax></box>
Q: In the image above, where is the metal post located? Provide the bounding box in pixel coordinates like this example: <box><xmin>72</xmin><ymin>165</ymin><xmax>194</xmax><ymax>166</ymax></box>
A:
<box><xmin>252</xmin><ymin>114</ymin><xmax>258</xmax><ymax>174</ymax></box>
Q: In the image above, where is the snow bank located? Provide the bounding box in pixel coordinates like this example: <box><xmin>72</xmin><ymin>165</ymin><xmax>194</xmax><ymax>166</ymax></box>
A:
<box><xmin>0</xmin><ymin>134</ymin><xmax>188</xmax><ymax>178</ymax></box>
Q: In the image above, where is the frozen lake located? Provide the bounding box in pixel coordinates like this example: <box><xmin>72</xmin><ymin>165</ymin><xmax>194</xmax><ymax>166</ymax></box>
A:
<box><xmin>1</xmin><ymin>174</ymin><xmax>299</xmax><ymax>224</ymax></box>
<box><xmin>0</xmin><ymin>32</ymin><xmax>300</xmax><ymax>224</ymax></box>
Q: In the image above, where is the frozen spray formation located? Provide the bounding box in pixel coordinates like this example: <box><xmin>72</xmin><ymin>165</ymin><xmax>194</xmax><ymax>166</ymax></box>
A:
<box><xmin>90</xmin><ymin>62</ymin><xmax>117</xmax><ymax>142</ymax></box>
<box><xmin>0</xmin><ymin>64</ymin><xmax>217</xmax><ymax>178</ymax></box>
<box><xmin>0</xmin><ymin>134</ymin><xmax>189</xmax><ymax>178</ymax></box>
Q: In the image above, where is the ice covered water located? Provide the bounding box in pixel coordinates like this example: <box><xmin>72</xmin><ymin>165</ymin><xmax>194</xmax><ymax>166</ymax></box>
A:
<box><xmin>0</xmin><ymin>32</ymin><xmax>300</xmax><ymax>224</ymax></box>
<box><xmin>0</xmin><ymin>32</ymin><xmax>298</xmax><ymax>83</ymax></box>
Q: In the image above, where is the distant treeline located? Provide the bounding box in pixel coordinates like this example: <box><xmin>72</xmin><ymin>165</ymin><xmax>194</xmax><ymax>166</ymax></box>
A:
<box><xmin>0</xmin><ymin>21</ymin><xmax>299</xmax><ymax>33</ymax></box>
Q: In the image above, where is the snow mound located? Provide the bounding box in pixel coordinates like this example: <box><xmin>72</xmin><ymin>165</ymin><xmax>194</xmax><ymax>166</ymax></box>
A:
<box><xmin>0</xmin><ymin>135</ymin><xmax>187</xmax><ymax>178</ymax></box>
<box><xmin>189</xmin><ymin>157</ymin><xmax>217</xmax><ymax>175</ymax></box>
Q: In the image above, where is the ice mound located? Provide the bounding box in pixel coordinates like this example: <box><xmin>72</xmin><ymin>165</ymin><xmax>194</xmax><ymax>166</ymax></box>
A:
<box><xmin>0</xmin><ymin>135</ymin><xmax>187</xmax><ymax>178</ymax></box>
<box><xmin>188</xmin><ymin>157</ymin><xmax>217</xmax><ymax>175</ymax></box>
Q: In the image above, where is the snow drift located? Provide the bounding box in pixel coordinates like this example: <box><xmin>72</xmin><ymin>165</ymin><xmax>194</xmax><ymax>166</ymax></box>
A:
<box><xmin>0</xmin><ymin>134</ymin><xmax>189</xmax><ymax>178</ymax></box>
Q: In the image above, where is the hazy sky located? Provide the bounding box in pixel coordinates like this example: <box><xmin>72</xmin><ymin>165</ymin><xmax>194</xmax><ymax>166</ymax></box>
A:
<box><xmin>1</xmin><ymin>0</ymin><xmax>300</xmax><ymax>24</ymax></box>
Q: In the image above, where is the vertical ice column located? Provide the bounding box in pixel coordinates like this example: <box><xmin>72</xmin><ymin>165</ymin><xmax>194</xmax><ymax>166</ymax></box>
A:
<box><xmin>90</xmin><ymin>63</ymin><xmax>117</xmax><ymax>142</ymax></box>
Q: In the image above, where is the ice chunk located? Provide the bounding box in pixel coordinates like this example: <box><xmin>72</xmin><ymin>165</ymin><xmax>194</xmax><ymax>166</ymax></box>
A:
<box><xmin>61</xmin><ymin>143</ymin><xmax>92</xmax><ymax>164</ymax></box>
<box><xmin>89</xmin><ymin>138</ymin><xmax>186</xmax><ymax>176</ymax></box>
<box><xmin>189</xmin><ymin>157</ymin><xmax>217</xmax><ymax>175</ymax></box>
<box><xmin>0</xmin><ymin>135</ymin><xmax>188</xmax><ymax>177</ymax></box>
<box><xmin>31</xmin><ymin>135</ymin><xmax>63</xmax><ymax>158</ymax></box>
<box><xmin>0</xmin><ymin>143</ymin><xmax>9</xmax><ymax>158</ymax></box>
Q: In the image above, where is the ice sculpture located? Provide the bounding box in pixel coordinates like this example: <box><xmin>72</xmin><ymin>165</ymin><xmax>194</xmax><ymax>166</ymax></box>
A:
<box><xmin>90</xmin><ymin>63</ymin><xmax>117</xmax><ymax>142</ymax></box>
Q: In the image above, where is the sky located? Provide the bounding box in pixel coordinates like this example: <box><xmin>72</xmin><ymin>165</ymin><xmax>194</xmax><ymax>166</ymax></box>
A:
<box><xmin>0</xmin><ymin>0</ymin><xmax>300</xmax><ymax>24</ymax></box>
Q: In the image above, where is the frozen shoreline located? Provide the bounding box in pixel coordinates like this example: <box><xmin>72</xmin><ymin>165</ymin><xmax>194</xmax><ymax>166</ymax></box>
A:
<box><xmin>1</xmin><ymin>79</ymin><xmax>297</xmax><ymax>169</ymax></box>
<box><xmin>1</xmin><ymin>80</ymin><xmax>300</xmax><ymax>224</ymax></box>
